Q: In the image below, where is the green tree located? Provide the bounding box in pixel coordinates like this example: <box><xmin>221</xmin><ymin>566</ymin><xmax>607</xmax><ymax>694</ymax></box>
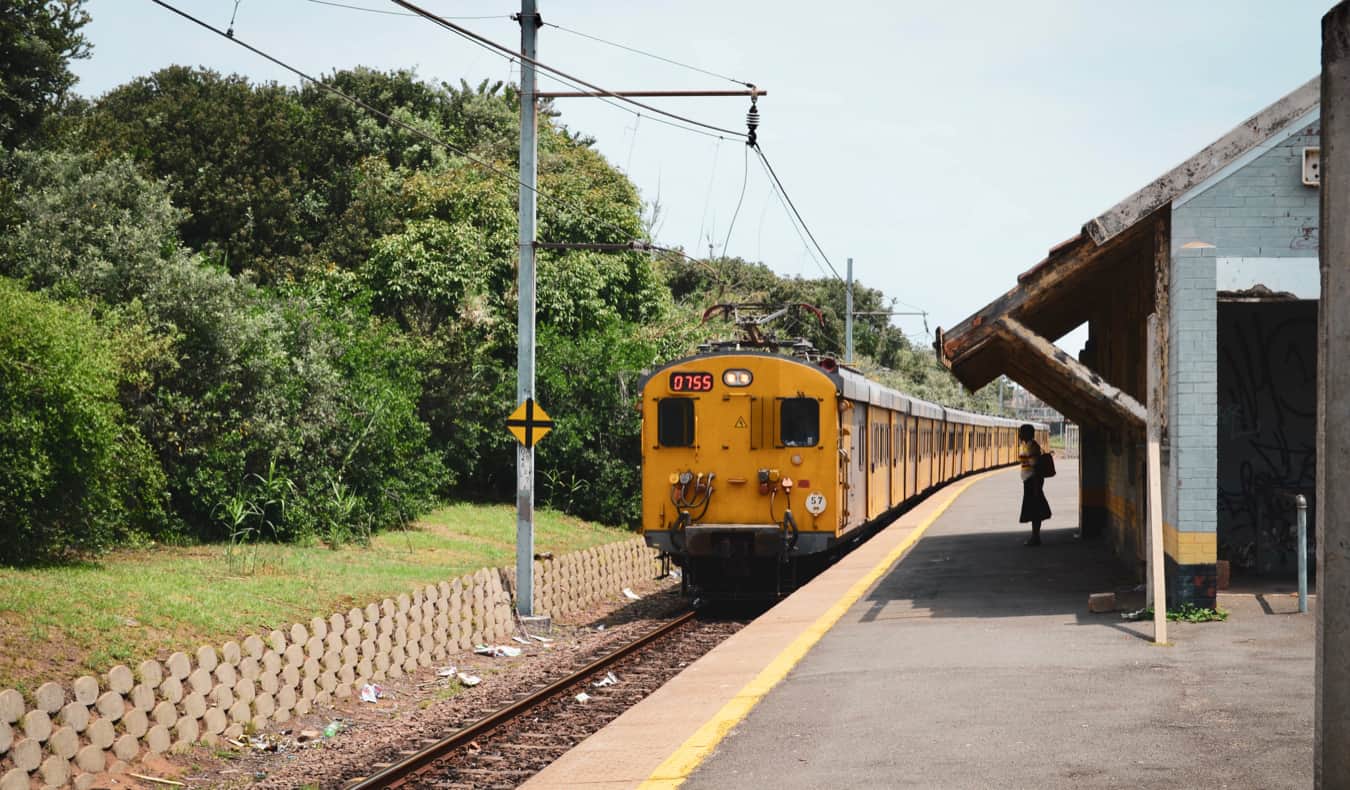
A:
<box><xmin>0</xmin><ymin>0</ymin><xmax>90</xmax><ymax>150</ymax></box>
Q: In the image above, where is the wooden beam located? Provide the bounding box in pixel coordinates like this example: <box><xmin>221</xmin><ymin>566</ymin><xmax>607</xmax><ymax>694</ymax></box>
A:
<box><xmin>993</xmin><ymin>316</ymin><xmax>1146</xmax><ymax>429</ymax></box>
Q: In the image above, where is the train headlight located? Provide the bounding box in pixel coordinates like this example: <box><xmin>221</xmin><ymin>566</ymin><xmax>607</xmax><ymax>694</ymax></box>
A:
<box><xmin>722</xmin><ymin>369</ymin><xmax>753</xmax><ymax>387</ymax></box>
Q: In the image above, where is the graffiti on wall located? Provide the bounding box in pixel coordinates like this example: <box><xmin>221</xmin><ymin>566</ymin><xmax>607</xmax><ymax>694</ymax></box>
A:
<box><xmin>1216</xmin><ymin>302</ymin><xmax>1317</xmax><ymax>574</ymax></box>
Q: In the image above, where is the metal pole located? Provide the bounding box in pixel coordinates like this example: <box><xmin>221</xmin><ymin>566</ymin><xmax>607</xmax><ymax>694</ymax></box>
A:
<box><xmin>515</xmin><ymin>0</ymin><xmax>539</xmax><ymax>617</ymax></box>
<box><xmin>1146</xmin><ymin>313</ymin><xmax>1167</xmax><ymax>643</ymax></box>
<box><xmin>845</xmin><ymin>257</ymin><xmax>854</xmax><ymax>364</ymax></box>
<box><xmin>1298</xmin><ymin>494</ymin><xmax>1309</xmax><ymax>615</ymax></box>
<box><xmin>1320</xmin><ymin>5</ymin><xmax>1350</xmax><ymax>784</ymax></box>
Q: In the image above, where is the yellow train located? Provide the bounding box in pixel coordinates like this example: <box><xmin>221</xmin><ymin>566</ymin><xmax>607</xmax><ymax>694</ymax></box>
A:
<box><xmin>639</xmin><ymin>350</ymin><xmax>1046</xmax><ymax>599</ymax></box>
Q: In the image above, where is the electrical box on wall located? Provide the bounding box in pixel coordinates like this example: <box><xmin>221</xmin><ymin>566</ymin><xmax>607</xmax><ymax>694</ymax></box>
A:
<box><xmin>1303</xmin><ymin>147</ymin><xmax>1321</xmax><ymax>186</ymax></box>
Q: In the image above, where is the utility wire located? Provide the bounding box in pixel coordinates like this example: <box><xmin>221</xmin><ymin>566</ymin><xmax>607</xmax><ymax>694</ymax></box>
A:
<box><xmin>388</xmin><ymin>0</ymin><xmax>748</xmax><ymax>139</ymax></box>
<box><xmin>752</xmin><ymin>143</ymin><xmax>842</xmax><ymax>282</ymax></box>
<box><xmin>147</xmin><ymin>0</ymin><xmax>716</xmax><ymax>272</ymax></box>
<box><xmin>754</xmin><ymin>145</ymin><xmax>832</xmax><ymax>282</ymax></box>
<box><xmin>543</xmin><ymin>21</ymin><xmax>752</xmax><ymax>87</ymax></box>
<box><xmin>301</xmin><ymin>0</ymin><xmax>508</xmax><ymax>18</ymax></box>
<box><xmin>721</xmin><ymin>144</ymin><xmax>749</xmax><ymax>259</ymax></box>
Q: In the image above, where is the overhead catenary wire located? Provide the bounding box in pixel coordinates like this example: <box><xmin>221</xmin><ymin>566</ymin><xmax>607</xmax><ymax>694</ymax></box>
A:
<box><xmin>543</xmin><ymin>21</ymin><xmax>752</xmax><ymax>88</ymax></box>
<box><xmin>146</xmin><ymin>0</ymin><xmax>718</xmax><ymax>273</ymax></box>
<box><xmin>752</xmin><ymin>143</ymin><xmax>843</xmax><ymax>282</ymax></box>
<box><xmin>720</xmin><ymin>144</ymin><xmax>749</xmax><ymax>259</ymax></box>
<box><xmin>388</xmin><ymin>0</ymin><xmax>748</xmax><ymax>140</ymax></box>
<box><xmin>301</xmin><ymin>0</ymin><xmax>508</xmax><ymax>19</ymax></box>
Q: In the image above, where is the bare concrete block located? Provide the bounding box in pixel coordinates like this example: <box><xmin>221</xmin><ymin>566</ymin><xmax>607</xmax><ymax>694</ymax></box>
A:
<box><xmin>165</xmin><ymin>652</ymin><xmax>191</xmax><ymax>680</ymax></box>
<box><xmin>360</xmin><ymin>622</ymin><xmax>377</xmax><ymax>642</ymax></box>
<box><xmin>1088</xmin><ymin>592</ymin><xmax>1117</xmax><ymax>613</ymax></box>
<box><xmin>74</xmin><ymin>741</ymin><xmax>106</xmax><ymax>773</ymax></box>
<box><xmin>22</xmin><ymin>709</ymin><xmax>52</xmax><ymax>742</ymax></box>
<box><xmin>289</xmin><ymin>623</ymin><xmax>307</xmax><ymax>646</ymax></box>
<box><xmin>71</xmin><ymin>677</ymin><xmax>98</xmax><ymax>707</ymax></box>
<box><xmin>377</xmin><ymin>616</ymin><xmax>394</xmax><ymax>636</ymax></box>
<box><xmin>304</xmin><ymin>635</ymin><xmax>324</xmax><ymax>660</ymax></box>
<box><xmin>347</xmin><ymin>608</ymin><xmax>364</xmax><ymax>629</ymax></box>
<box><xmin>195</xmin><ymin>645</ymin><xmax>218</xmax><ymax>674</ymax></box>
<box><xmin>324</xmin><ymin>631</ymin><xmax>343</xmax><ymax>653</ymax></box>
<box><xmin>397</xmin><ymin>593</ymin><xmax>411</xmax><ymax>614</ymax></box>
<box><xmin>328</xmin><ymin>613</ymin><xmax>345</xmax><ymax>637</ymax></box>
<box><xmin>390</xmin><ymin>646</ymin><xmax>405</xmax><ymax>667</ymax></box>
<box><xmin>267</xmin><ymin>629</ymin><xmax>287</xmax><ymax>653</ymax></box>
<box><xmin>242</xmin><ymin>635</ymin><xmax>265</xmax><ymax>660</ymax></box>
<box><xmin>227</xmin><ymin>700</ymin><xmax>250</xmax><ymax>725</ymax></box>
<box><xmin>318</xmin><ymin>673</ymin><xmax>336</xmax><ymax>694</ymax></box>
<box><xmin>373</xmin><ymin>654</ymin><xmax>390</xmax><ymax>673</ymax></box>
<box><xmin>40</xmin><ymin>754</ymin><xmax>71</xmax><ymax>787</ymax></box>
<box><xmin>386</xmin><ymin>663</ymin><xmax>403</xmax><ymax>680</ymax></box>
<box><xmin>276</xmin><ymin>687</ymin><xmax>296</xmax><ymax>713</ymax></box>
<box><xmin>187</xmin><ymin>667</ymin><xmax>212</xmax><ymax>696</ymax></box>
<box><xmin>258</xmin><ymin>672</ymin><xmax>278</xmax><ymax>696</ymax></box>
<box><xmin>321</xmin><ymin>651</ymin><xmax>340</xmax><ymax>673</ymax></box>
<box><xmin>304</xmin><ymin>616</ymin><xmax>325</xmax><ymax>641</ymax></box>
<box><xmin>302</xmin><ymin>658</ymin><xmax>321</xmax><ymax>680</ymax></box>
<box><xmin>47</xmin><ymin>724</ymin><xmax>77</xmax><ymax>759</ymax></box>
<box><xmin>0</xmin><ymin>767</ymin><xmax>29</xmax><ymax>790</ymax></box>
<box><xmin>232</xmin><ymin>678</ymin><xmax>254</xmax><ymax>704</ymax></box>
<box><xmin>107</xmin><ymin>666</ymin><xmax>135</xmax><ymax>698</ymax></box>
<box><xmin>262</xmin><ymin>650</ymin><xmax>282</xmax><ymax>675</ymax></box>
<box><xmin>203</xmin><ymin>707</ymin><xmax>227</xmax><ymax>736</ymax></box>
<box><xmin>380</xmin><ymin>598</ymin><xmax>396</xmax><ymax>619</ymax></box>
<box><xmin>158</xmin><ymin>676</ymin><xmax>183</xmax><ymax>705</ymax></box>
<box><xmin>112</xmin><ymin>733</ymin><xmax>139</xmax><ymax>762</ymax></box>
<box><xmin>363</xmin><ymin>603</ymin><xmax>379</xmax><ymax>622</ymax></box>
<box><xmin>11</xmin><ymin>736</ymin><xmax>40</xmax><ymax>771</ymax></box>
<box><xmin>314</xmin><ymin>689</ymin><xmax>332</xmax><ymax>708</ymax></box>
<box><xmin>94</xmin><ymin>691</ymin><xmax>124</xmax><ymax>723</ymax></box>
<box><xmin>136</xmin><ymin>660</ymin><xmax>163</xmax><ymax>689</ymax></box>
<box><xmin>181</xmin><ymin>692</ymin><xmax>206</xmax><ymax>721</ymax></box>
<box><xmin>253</xmin><ymin>693</ymin><xmax>275</xmax><ymax>719</ymax></box>
<box><xmin>249</xmin><ymin>714</ymin><xmax>269</xmax><ymax>734</ymax></box>
<box><xmin>173</xmin><ymin>715</ymin><xmax>198</xmax><ymax>745</ymax></box>
<box><xmin>213</xmin><ymin>661</ymin><xmax>238</xmax><ymax>688</ymax></box>
<box><xmin>282</xmin><ymin>643</ymin><xmax>304</xmax><ymax>668</ymax></box>
<box><xmin>74</xmin><ymin>771</ymin><xmax>98</xmax><ymax>790</ymax></box>
<box><xmin>281</xmin><ymin>666</ymin><xmax>299</xmax><ymax>689</ymax></box>
<box><xmin>144</xmin><ymin>724</ymin><xmax>171</xmax><ymax>755</ymax></box>
<box><xmin>356</xmin><ymin>658</ymin><xmax>372</xmax><ymax>679</ymax></box>
<box><xmin>87</xmin><ymin>717</ymin><xmax>114</xmax><ymax>750</ymax></box>
<box><xmin>300</xmin><ymin>678</ymin><xmax>317</xmax><ymax>702</ymax></box>
<box><xmin>222</xmin><ymin>723</ymin><xmax>243</xmax><ymax>741</ymax></box>
<box><xmin>340</xmin><ymin>645</ymin><xmax>358</xmax><ymax>666</ymax></box>
<box><xmin>152</xmin><ymin>700</ymin><xmax>177</xmax><ymax>729</ymax></box>
<box><xmin>31</xmin><ymin>682</ymin><xmax>63</xmax><ymax>715</ymax></box>
<box><xmin>238</xmin><ymin>657</ymin><xmax>260</xmax><ymax>682</ymax></box>
<box><xmin>208</xmin><ymin>684</ymin><xmax>233</xmax><ymax>710</ymax></box>
<box><xmin>272</xmin><ymin>707</ymin><xmax>291</xmax><ymax>725</ymax></box>
<box><xmin>0</xmin><ymin>719</ymin><xmax>10</xmax><ymax>754</ymax></box>
<box><xmin>337</xmin><ymin>665</ymin><xmax>355</xmax><ymax>685</ymax></box>
<box><xmin>292</xmin><ymin>698</ymin><xmax>311</xmax><ymax>717</ymax></box>
<box><xmin>121</xmin><ymin>708</ymin><xmax>148</xmax><ymax>739</ymax></box>
<box><xmin>60</xmin><ymin>700</ymin><xmax>89</xmax><ymax>732</ymax></box>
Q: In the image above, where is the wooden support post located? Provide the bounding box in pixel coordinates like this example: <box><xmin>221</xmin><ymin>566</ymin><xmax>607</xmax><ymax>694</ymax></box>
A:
<box><xmin>1146</xmin><ymin>313</ymin><xmax>1167</xmax><ymax>644</ymax></box>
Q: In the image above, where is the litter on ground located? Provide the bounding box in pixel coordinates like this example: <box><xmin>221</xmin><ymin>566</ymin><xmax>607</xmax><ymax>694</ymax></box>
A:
<box><xmin>574</xmin><ymin>692</ymin><xmax>591</xmax><ymax>703</ymax></box>
<box><xmin>359</xmin><ymin>683</ymin><xmax>384</xmax><ymax>703</ymax></box>
<box><xmin>622</xmin><ymin>587</ymin><xmax>642</xmax><ymax>600</ymax></box>
<box><xmin>511</xmin><ymin>635</ymin><xmax>532</xmax><ymax>645</ymax></box>
<box><xmin>475</xmin><ymin>644</ymin><xmax>523</xmax><ymax>658</ymax></box>
<box><xmin>530</xmin><ymin>634</ymin><xmax>554</xmax><ymax>643</ymax></box>
<box><xmin>458</xmin><ymin>672</ymin><xmax>482</xmax><ymax>687</ymax></box>
<box><xmin>436</xmin><ymin>666</ymin><xmax>458</xmax><ymax>678</ymax></box>
<box><xmin>593</xmin><ymin>671</ymin><xmax>618</xmax><ymax>688</ymax></box>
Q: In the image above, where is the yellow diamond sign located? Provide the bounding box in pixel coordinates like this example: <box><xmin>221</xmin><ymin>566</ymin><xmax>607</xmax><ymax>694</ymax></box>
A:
<box><xmin>506</xmin><ymin>398</ymin><xmax>553</xmax><ymax>448</ymax></box>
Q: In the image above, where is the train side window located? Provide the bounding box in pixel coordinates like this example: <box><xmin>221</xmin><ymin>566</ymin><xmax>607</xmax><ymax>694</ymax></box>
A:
<box><xmin>657</xmin><ymin>398</ymin><xmax>695</xmax><ymax>447</ymax></box>
<box><xmin>780</xmin><ymin>398</ymin><xmax>820</xmax><ymax>447</ymax></box>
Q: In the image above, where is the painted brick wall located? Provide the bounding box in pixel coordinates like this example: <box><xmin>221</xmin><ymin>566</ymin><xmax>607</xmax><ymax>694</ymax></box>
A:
<box><xmin>1172</xmin><ymin>120</ymin><xmax>1321</xmax><ymax>259</ymax></box>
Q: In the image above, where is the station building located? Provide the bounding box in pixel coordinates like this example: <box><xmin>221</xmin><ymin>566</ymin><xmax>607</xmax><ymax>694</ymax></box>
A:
<box><xmin>937</xmin><ymin>78</ymin><xmax>1321</xmax><ymax>607</ymax></box>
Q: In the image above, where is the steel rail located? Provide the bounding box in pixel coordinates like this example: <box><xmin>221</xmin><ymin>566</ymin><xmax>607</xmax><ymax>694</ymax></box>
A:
<box><xmin>346</xmin><ymin>609</ymin><xmax>698</xmax><ymax>789</ymax></box>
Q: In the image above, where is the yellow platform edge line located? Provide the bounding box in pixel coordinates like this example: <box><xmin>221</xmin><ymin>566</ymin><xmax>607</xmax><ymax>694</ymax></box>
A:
<box><xmin>636</xmin><ymin>471</ymin><xmax>994</xmax><ymax>789</ymax></box>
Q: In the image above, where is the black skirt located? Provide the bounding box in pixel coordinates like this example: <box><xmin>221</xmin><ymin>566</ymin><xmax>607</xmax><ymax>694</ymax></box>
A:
<box><xmin>1020</xmin><ymin>476</ymin><xmax>1052</xmax><ymax>523</ymax></box>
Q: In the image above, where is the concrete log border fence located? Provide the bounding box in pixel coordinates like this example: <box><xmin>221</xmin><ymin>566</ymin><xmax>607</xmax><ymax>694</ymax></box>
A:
<box><xmin>0</xmin><ymin>537</ymin><xmax>663</xmax><ymax>790</ymax></box>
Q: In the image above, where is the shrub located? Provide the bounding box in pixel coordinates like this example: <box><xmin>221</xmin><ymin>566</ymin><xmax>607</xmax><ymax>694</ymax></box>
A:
<box><xmin>0</xmin><ymin>279</ymin><xmax>167</xmax><ymax>562</ymax></box>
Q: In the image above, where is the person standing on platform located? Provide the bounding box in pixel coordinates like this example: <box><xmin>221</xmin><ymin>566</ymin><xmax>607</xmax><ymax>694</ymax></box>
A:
<box><xmin>1018</xmin><ymin>423</ymin><xmax>1052</xmax><ymax>546</ymax></box>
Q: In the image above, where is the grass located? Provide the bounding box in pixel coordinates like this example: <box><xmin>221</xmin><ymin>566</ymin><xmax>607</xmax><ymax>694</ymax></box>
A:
<box><xmin>0</xmin><ymin>503</ymin><xmax>633</xmax><ymax>694</ymax></box>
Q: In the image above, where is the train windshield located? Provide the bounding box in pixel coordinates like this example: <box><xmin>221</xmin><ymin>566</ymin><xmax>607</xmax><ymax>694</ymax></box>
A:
<box><xmin>657</xmin><ymin>398</ymin><xmax>695</xmax><ymax>447</ymax></box>
<box><xmin>780</xmin><ymin>398</ymin><xmax>819</xmax><ymax>447</ymax></box>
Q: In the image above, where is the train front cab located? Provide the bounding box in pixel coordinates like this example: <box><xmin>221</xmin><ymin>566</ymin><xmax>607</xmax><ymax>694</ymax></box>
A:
<box><xmin>640</xmin><ymin>353</ymin><xmax>842</xmax><ymax>598</ymax></box>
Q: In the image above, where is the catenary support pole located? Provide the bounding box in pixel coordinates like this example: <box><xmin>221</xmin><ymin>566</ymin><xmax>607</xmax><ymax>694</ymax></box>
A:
<box><xmin>1318</xmin><ymin>4</ymin><xmax>1350</xmax><ymax>785</ymax></box>
<box><xmin>1146</xmin><ymin>313</ymin><xmax>1166</xmax><ymax>643</ymax></box>
<box><xmin>515</xmin><ymin>0</ymin><xmax>540</xmax><ymax>617</ymax></box>
<box><xmin>845</xmin><ymin>257</ymin><xmax>854</xmax><ymax>364</ymax></box>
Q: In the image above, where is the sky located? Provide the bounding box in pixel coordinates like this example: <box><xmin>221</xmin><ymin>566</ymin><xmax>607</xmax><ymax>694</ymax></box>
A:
<box><xmin>70</xmin><ymin>0</ymin><xmax>1333</xmax><ymax>356</ymax></box>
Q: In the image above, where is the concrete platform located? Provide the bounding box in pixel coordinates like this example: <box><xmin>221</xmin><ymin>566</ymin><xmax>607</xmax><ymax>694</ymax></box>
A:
<box><xmin>527</xmin><ymin>463</ymin><xmax>1315</xmax><ymax>789</ymax></box>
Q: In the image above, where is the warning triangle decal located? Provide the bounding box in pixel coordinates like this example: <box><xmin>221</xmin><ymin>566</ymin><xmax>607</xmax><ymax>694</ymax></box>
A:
<box><xmin>734</xmin><ymin>416</ymin><xmax>747</xmax><ymax>428</ymax></box>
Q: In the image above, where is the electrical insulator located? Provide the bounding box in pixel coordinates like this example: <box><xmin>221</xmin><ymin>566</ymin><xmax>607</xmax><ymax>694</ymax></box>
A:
<box><xmin>746</xmin><ymin>96</ymin><xmax>759</xmax><ymax>147</ymax></box>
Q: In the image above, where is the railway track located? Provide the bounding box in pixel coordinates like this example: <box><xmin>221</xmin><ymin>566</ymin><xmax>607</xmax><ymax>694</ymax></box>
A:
<box><xmin>344</xmin><ymin>609</ymin><xmax>746</xmax><ymax>789</ymax></box>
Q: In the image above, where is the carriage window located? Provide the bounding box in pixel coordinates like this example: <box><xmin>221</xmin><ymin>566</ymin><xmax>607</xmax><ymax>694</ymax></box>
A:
<box><xmin>780</xmin><ymin>398</ymin><xmax>819</xmax><ymax>447</ymax></box>
<box><xmin>657</xmin><ymin>398</ymin><xmax>695</xmax><ymax>447</ymax></box>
